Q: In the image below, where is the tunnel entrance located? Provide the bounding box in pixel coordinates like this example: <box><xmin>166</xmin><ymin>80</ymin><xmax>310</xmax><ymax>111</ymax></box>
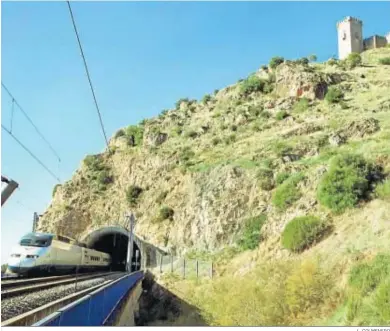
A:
<box><xmin>82</xmin><ymin>227</ymin><xmax>141</xmax><ymax>272</ymax></box>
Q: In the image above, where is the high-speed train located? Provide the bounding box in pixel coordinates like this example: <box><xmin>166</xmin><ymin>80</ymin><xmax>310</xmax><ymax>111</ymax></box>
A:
<box><xmin>6</xmin><ymin>232</ymin><xmax>111</xmax><ymax>276</ymax></box>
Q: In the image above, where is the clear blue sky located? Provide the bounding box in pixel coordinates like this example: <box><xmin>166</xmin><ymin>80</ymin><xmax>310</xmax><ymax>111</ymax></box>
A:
<box><xmin>1</xmin><ymin>1</ymin><xmax>389</xmax><ymax>263</ymax></box>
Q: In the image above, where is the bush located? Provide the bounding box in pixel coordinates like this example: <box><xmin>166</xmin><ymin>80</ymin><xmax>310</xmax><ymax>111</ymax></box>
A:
<box><xmin>295</xmin><ymin>57</ymin><xmax>309</xmax><ymax>66</ymax></box>
<box><xmin>185</xmin><ymin>130</ymin><xmax>198</xmax><ymax>139</ymax></box>
<box><xmin>230</xmin><ymin>124</ymin><xmax>238</xmax><ymax>132</ymax></box>
<box><xmin>308</xmin><ymin>54</ymin><xmax>317</xmax><ymax>62</ymax></box>
<box><xmin>175</xmin><ymin>98</ymin><xmax>189</xmax><ymax>109</ymax></box>
<box><xmin>269</xmin><ymin>56</ymin><xmax>285</xmax><ymax>69</ymax></box>
<box><xmin>275</xmin><ymin>110</ymin><xmax>288</xmax><ymax>121</ymax></box>
<box><xmin>126</xmin><ymin>185</ymin><xmax>143</xmax><ymax>207</ymax></box>
<box><xmin>375</xmin><ymin>179</ymin><xmax>390</xmax><ymax>201</ymax></box>
<box><xmin>276</xmin><ymin>172</ymin><xmax>290</xmax><ymax>185</ymax></box>
<box><xmin>345</xmin><ymin>52</ymin><xmax>362</xmax><ymax>68</ymax></box>
<box><xmin>179</xmin><ymin>147</ymin><xmax>195</xmax><ymax>167</ymax></box>
<box><xmin>159</xmin><ymin>206</ymin><xmax>174</xmax><ymax>221</ymax></box>
<box><xmin>281</xmin><ymin>216</ymin><xmax>329</xmax><ymax>252</ymax></box>
<box><xmin>261</xmin><ymin>65</ymin><xmax>268</xmax><ymax>71</ymax></box>
<box><xmin>272</xmin><ymin>173</ymin><xmax>304</xmax><ymax>211</ymax></box>
<box><xmin>240</xmin><ymin>76</ymin><xmax>266</xmax><ymax>96</ymax></box>
<box><xmin>114</xmin><ymin>129</ymin><xmax>125</xmax><ymax>138</ymax></box>
<box><xmin>257</xmin><ymin>168</ymin><xmax>274</xmax><ymax>191</ymax></box>
<box><xmin>379</xmin><ymin>57</ymin><xmax>390</xmax><ymax>65</ymax></box>
<box><xmin>327</xmin><ymin>58</ymin><xmax>338</xmax><ymax>66</ymax></box>
<box><xmin>52</xmin><ymin>184</ymin><xmax>61</xmax><ymax>197</ymax></box>
<box><xmin>202</xmin><ymin>94</ymin><xmax>212</xmax><ymax>103</ymax></box>
<box><xmin>84</xmin><ymin>155</ymin><xmax>106</xmax><ymax>172</ymax></box>
<box><xmin>325</xmin><ymin>87</ymin><xmax>344</xmax><ymax>104</ymax></box>
<box><xmin>214</xmin><ymin>89</ymin><xmax>219</xmax><ymax>95</ymax></box>
<box><xmin>224</xmin><ymin>134</ymin><xmax>236</xmax><ymax>145</ymax></box>
<box><xmin>317</xmin><ymin>154</ymin><xmax>380</xmax><ymax>213</ymax></box>
<box><xmin>125</xmin><ymin>125</ymin><xmax>144</xmax><ymax>146</ymax></box>
<box><xmin>211</xmin><ymin>137</ymin><xmax>221</xmax><ymax>146</ymax></box>
<box><xmin>293</xmin><ymin>98</ymin><xmax>309</xmax><ymax>113</ymax></box>
<box><xmin>238</xmin><ymin>214</ymin><xmax>267</xmax><ymax>250</ymax></box>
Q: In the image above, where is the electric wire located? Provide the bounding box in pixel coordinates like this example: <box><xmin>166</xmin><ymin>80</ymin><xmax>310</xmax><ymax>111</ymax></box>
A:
<box><xmin>66</xmin><ymin>1</ymin><xmax>111</xmax><ymax>152</ymax></box>
<box><xmin>1</xmin><ymin>82</ymin><xmax>62</xmax><ymax>163</ymax></box>
<box><xmin>1</xmin><ymin>124</ymin><xmax>61</xmax><ymax>183</ymax></box>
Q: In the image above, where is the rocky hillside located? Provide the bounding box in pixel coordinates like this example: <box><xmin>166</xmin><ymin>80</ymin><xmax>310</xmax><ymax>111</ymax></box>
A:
<box><xmin>38</xmin><ymin>48</ymin><xmax>390</xmax><ymax>263</ymax></box>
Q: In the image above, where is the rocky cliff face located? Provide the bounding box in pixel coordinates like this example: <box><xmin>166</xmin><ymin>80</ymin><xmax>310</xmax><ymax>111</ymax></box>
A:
<box><xmin>38</xmin><ymin>48</ymin><xmax>390</xmax><ymax>258</ymax></box>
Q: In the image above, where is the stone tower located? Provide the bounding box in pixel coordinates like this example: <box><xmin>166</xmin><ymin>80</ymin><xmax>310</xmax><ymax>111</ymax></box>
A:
<box><xmin>337</xmin><ymin>16</ymin><xmax>364</xmax><ymax>60</ymax></box>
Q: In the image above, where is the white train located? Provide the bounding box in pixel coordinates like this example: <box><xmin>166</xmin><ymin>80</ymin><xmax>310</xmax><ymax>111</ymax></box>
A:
<box><xmin>7</xmin><ymin>232</ymin><xmax>111</xmax><ymax>276</ymax></box>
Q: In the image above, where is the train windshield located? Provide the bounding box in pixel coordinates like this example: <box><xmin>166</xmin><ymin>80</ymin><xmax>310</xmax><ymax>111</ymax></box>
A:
<box><xmin>19</xmin><ymin>233</ymin><xmax>53</xmax><ymax>247</ymax></box>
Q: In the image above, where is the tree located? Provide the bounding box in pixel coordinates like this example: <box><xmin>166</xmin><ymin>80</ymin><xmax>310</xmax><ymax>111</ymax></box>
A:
<box><xmin>309</xmin><ymin>54</ymin><xmax>317</xmax><ymax>62</ymax></box>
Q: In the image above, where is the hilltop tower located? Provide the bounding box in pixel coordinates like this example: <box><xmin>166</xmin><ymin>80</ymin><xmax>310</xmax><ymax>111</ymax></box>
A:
<box><xmin>337</xmin><ymin>16</ymin><xmax>364</xmax><ymax>60</ymax></box>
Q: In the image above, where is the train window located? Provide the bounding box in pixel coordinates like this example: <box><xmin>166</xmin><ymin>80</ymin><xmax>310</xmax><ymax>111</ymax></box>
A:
<box><xmin>19</xmin><ymin>233</ymin><xmax>53</xmax><ymax>247</ymax></box>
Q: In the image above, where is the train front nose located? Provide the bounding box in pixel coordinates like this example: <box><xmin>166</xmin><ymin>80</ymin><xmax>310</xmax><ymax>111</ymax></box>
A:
<box><xmin>7</xmin><ymin>254</ymin><xmax>38</xmax><ymax>274</ymax></box>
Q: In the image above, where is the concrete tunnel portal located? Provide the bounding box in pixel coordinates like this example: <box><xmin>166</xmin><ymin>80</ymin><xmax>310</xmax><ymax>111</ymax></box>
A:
<box><xmin>81</xmin><ymin>226</ymin><xmax>142</xmax><ymax>272</ymax></box>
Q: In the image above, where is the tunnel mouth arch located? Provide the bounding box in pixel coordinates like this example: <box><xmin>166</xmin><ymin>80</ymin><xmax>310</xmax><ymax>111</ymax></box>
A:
<box><xmin>80</xmin><ymin>226</ymin><xmax>141</xmax><ymax>272</ymax></box>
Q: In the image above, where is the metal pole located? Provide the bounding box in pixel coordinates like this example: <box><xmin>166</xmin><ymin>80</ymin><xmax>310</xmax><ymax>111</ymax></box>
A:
<box><xmin>126</xmin><ymin>212</ymin><xmax>135</xmax><ymax>273</ymax></box>
<box><xmin>1</xmin><ymin>176</ymin><xmax>19</xmax><ymax>206</ymax></box>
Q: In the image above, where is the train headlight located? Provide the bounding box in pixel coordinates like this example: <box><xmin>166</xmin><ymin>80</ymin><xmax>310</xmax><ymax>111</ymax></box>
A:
<box><xmin>26</xmin><ymin>255</ymin><xmax>39</xmax><ymax>259</ymax></box>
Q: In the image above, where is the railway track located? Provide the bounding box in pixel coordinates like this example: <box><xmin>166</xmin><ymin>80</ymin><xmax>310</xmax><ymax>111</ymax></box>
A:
<box><xmin>1</xmin><ymin>271</ymin><xmax>113</xmax><ymax>299</ymax></box>
<box><xmin>1</xmin><ymin>272</ymin><xmax>125</xmax><ymax>325</ymax></box>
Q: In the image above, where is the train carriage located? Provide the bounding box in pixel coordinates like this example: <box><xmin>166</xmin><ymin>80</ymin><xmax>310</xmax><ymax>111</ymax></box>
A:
<box><xmin>7</xmin><ymin>232</ymin><xmax>111</xmax><ymax>276</ymax></box>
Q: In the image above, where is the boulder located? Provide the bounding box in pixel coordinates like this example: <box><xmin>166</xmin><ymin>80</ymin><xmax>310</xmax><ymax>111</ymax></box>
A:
<box><xmin>274</xmin><ymin>63</ymin><xmax>344</xmax><ymax>100</ymax></box>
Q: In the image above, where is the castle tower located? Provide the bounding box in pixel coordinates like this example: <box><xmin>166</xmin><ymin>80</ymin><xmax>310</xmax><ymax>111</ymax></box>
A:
<box><xmin>337</xmin><ymin>16</ymin><xmax>364</xmax><ymax>60</ymax></box>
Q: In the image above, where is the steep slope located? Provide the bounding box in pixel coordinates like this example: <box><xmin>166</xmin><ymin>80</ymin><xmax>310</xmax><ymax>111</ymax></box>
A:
<box><xmin>38</xmin><ymin>49</ymin><xmax>390</xmax><ymax>261</ymax></box>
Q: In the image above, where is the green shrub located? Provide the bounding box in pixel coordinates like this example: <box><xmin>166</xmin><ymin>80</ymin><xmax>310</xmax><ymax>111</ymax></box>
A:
<box><xmin>156</xmin><ymin>190</ymin><xmax>168</xmax><ymax>204</ymax></box>
<box><xmin>238</xmin><ymin>214</ymin><xmax>267</xmax><ymax>250</ymax></box>
<box><xmin>295</xmin><ymin>57</ymin><xmax>309</xmax><ymax>66</ymax></box>
<box><xmin>275</xmin><ymin>110</ymin><xmax>288</xmax><ymax>121</ymax></box>
<box><xmin>96</xmin><ymin>170</ymin><xmax>113</xmax><ymax>186</ymax></box>
<box><xmin>126</xmin><ymin>185</ymin><xmax>143</xmax><ymax>207</ymax></box>
<box><xmin>179</xmin><ymin>147</ymin><xmax>195</xmax><ymax>166</ymax></box>
<box><xmin>52</xmin><ymin>184</ymin><xmax>61</xmax><ymax>197</ymax></box>
<box><xmin>211</xmin><ymin>137</ymin><xmax>221</xmax><ymax>146</ymax></box>
<box><xmin>159</xmin><ymin>206</ymin><xmax>174</xmax><ymax>221</ymax></box>
<box><xmin>259</xmin><ymin>110</ymin><xmax>271</xmax><ymax>119</ymax></box>
<box><xmin>261</xmin><ymin>65</ymin><xmax>268</xmax><ymax>71</ymax></box>
<box><xmin>276</xmin><ymin>172</ymin><xmax>290</xmax><ymax>185</ymax></box>
<box><xmin>317</xmin><ymin>154</ymin><xmax>380</xmax><ymax>213</ymax></box>
<box><xmin>224</xmin><ymin>134</ymin><xmax>236</xmax><ymax>145</ymax></box>
<box><xmin>214</xmin><ymin>89</ymin><xmax>219</xmax><ymax>95</ymax></box>
<box><xmin>114</xmin><ymin>129</ymin><xmax>125</xmax><ymax>138</ymax></box>
<box><xmin>293</xmin><ymin>98</ymin><xmax>310</xmax><ymax>113</ymax></box>
<box><xmin>257</xmin><ymin>168</ymin><xmax>274</xmax><ymax>191</ymax></box>
<box><xmin>271</xmin><ymin>141</ymin><xmax>293</xmax><ymax>157</ymax></box>
<box><xmin>327</xmin><ymin>58</ymin><xmax>338</xmax><ymax>66</ymax></box>
<box><xmin>125</xmin><ymin>125</ymin><xmax>144</xmax><ymax>146</ymax></box>
<box><xmin>202</xmin><ymin>94</ymin><xmax>212</xmax><ymax>103</ymax></box>
<box><xmin>240</xmin><ymin>76</ymin><xmax>266</xmax><ymax>96</ymax></box>
<box><xmin>308</xmin><ymin>54</ymin><xmax>317</xmax><ymax>62</ymax></box>
<box><xmin>84</xmin><ymin>155</ymin><xmax>105</xmax><ymax>172</ymax></box>
<box><xmin>375</xmin><ymin>179</ymin><xmax>390</xmax><ymax>201</ymax></box>
<box><xmin>281</xmin><ymin>215</ymin><xmax>329</xmax><ymax>252</ymax></box>
<box><xmin>325</xmin><ymin>87</ymin><xmax>344</xmax><ymax>104</ymax></box>
<box><xmin>185</xmin><ymin>130</ymin><xmax>198</xmax><ymax>139</ymax></box>
<box><xmin>379</xmin><ymin>57</ymin><xmax>390</xmax><ymax>65</ymax></box>
<box><xmin>175</xmin><ymin>98</ymin><xmax>189</xmax><ymax>109</ymax></box>
<box><xmin>272</xmin><ymin>173</ymin><xmax>304</xmax><ymax>210</ymax></box>
<box><xmin>345</xmin><ymin>52</ymin><xmax>362</xmax><ymax>68</ymax></box>
<box><xmin>348</xmin><ymin>254</ymin><xmax>390</xmax><ymax>296</ymax></box>
<box><xmin>231</xmin><ymin>124</ymin><xmax>238</xmax><ymax>132</ymax></box>
<box><xmin>269</xmin><ymin>56</ymin><xmax>284</xmax><ymax>69</ymax></box>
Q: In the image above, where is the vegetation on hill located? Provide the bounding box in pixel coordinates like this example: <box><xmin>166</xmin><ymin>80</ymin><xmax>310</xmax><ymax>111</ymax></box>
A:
<box><xmin>38</xmin><ymin>47</ymin><xmax>390</xmax><ymax>326</ymax></box>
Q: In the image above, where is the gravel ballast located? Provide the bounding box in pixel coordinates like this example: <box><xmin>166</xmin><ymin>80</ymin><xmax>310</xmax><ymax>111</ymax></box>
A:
<box><xmin>1</xmin><ymin>273</ymin><xmax>124</xmax><ymax>322</ymax></box>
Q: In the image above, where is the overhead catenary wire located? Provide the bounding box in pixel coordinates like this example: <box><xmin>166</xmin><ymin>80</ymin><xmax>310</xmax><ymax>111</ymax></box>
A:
<box><xmin>1</xmin><ymin>82</ymin><xmax>62</xmax><ymax>163</ymax></box>
<box><xmin>1</xmin><ymin>124</ymin><xmax>61</xmax><ymax>183</ymax></box>
<box><xmin>66</xmin><ymin>1</ymin><xmax>111</xmax><ymax>152</ymax></box>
